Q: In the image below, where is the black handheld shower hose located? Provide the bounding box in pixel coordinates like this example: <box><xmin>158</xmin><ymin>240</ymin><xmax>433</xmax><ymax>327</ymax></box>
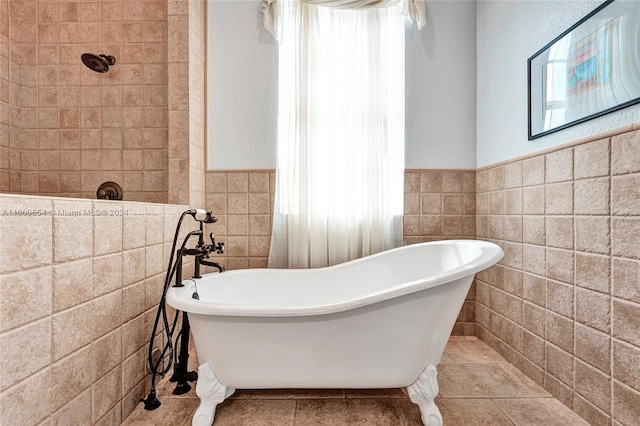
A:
<box><xmin>140</xmin><ymin>209</ymin><xmax>211</xmax><ymax>410</ymax></box>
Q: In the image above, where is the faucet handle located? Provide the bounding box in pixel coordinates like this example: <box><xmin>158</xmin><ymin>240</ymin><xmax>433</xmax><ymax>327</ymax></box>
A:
<box><xmin>209</xmin><ymin>232</ymin><xmax>224</xmax><ymax>254</ymax></box>
<box><xmin>209</xmin><ymin>233</ymin><xmax>225</xmax><ymax>254</ymax></box>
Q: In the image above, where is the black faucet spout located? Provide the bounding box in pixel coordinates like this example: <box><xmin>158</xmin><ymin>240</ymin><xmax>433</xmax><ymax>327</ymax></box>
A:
<box><xmin>180</xmin><ymin>231</ymin><xmax>225</xmax><ymax>277</ymax></box>
<box><xmin>199</xmin><ymin>259</ymin><xmax>225</xmax><ymax>273</ymax></box>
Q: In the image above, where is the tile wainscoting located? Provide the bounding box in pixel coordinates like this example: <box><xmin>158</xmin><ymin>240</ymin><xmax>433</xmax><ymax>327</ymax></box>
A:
<box><xmin>475</xmin><ymin>126</ymin><xmax>640</xmax><ymax>425</ymax></box>
<box><xmin>4</xmin><ymin>124</ymin><xmax>638</xmax><ymax>426</ymax></box>
<box><xmin>0</xmin><ymin>194</ymin><xmax>196</xmax><ymax>425</ymax></box>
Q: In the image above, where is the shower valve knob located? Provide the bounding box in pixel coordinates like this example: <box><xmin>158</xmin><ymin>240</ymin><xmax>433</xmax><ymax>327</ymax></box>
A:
<box><xmin>96</xmin><ymin>181</ymin><xmax>123</xmax><ymax>200</ymax></box>
<box><xmin>208</xmin><ymin>233</ymin><xmax>224</xmax><ymax>254</ymax></box>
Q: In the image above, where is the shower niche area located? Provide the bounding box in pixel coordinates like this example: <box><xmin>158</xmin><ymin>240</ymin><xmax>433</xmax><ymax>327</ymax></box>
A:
<box><xmin>0</xmin><ymin>0</ymin><xmax>207</xmax><ymax>204</ymax></box>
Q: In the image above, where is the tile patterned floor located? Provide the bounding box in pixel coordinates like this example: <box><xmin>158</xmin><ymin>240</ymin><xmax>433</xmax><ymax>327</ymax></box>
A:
<box><xmin>123</xmin><ymin>337</ymin><xmax>589</xmax><ymax>425</ymax></box>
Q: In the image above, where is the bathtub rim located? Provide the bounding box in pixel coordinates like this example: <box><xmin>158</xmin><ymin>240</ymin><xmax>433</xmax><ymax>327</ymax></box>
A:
<box><xmin>166</xmin><ymin>239</ymin><xmax>503</xmax><ymax>317</ymax></box>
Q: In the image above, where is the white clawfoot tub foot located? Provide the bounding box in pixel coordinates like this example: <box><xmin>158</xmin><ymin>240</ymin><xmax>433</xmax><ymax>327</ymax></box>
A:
<box><xmin>192</xmin><ymin>363</ymin><xmax>235</xmax><ymax>426</ymax></box>
<box><xmin>407</xmin><ymin>364</ymin><xmax>443</xmax><ymax>426</ymax></box>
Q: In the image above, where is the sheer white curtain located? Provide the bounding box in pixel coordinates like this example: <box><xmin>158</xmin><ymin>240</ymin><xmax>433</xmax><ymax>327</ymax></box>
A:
<box><xmin>261</xmin><ymin>0</ymin><xmax>425</xmax><ymax>35</ymax></box>
<box><xmin>268</xmin><ymin>0</ymin><xmax>405</xmax><ymax>269</ymax></box>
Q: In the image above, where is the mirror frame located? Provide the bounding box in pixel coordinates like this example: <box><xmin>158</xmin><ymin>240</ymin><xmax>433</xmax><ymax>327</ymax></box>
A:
<box><xmin>528</xmin><ymin>0</ymin><xmax>640</xmax><ymax>140</ymax></box>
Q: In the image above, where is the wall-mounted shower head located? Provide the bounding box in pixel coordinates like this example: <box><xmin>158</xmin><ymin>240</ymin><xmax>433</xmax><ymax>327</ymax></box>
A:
<box><xmin>81</xmin><ymin>53</ymin><xmax>116</xmax><ymax>73</ymax></box>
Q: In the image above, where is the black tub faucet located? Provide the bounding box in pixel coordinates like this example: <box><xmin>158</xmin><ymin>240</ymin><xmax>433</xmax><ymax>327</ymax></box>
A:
<box><xmin>179</xmin><ymin>210</ymin><xmax>225</xmax><ymax>279</ymax></box>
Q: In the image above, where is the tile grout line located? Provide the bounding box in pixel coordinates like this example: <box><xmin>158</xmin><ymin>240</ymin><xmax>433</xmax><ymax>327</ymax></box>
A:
<box><xmin>488</xmin><ymin>398</ymin><xmax>518</xmax><ymax>426</ymax></box>
<box><xmin>292</xmin><ymin>399</ymin><xmax>300</xmax><ymax>425</ymax></box>
<box><xmin>608</xmin><ymin>135</ymin><xmax>614</xmax><ymax>422</ymax></box>
<box><xmin>391</xmin><ymin>399</ymin><xmax>408</xmax><ymax>426</ymax></box>
<box><xmin>182</xmin><ymin>401</ymin><xmax>199</xmax><ymax>426</ymax></box>
<box><xmin>572</xmin><ymin>147</ymin><xmax>578</xmax><ymax>412</ymax></box>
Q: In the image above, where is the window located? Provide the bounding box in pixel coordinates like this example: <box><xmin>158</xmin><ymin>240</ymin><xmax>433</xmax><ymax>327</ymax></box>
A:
<box><xmin>269</xmin><ymin>0</ymin><xmax>406</xmax><ymax>268</ymax></box>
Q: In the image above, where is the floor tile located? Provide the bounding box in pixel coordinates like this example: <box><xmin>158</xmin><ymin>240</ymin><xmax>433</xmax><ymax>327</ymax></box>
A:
<box><xmin>250</xmin><ymin>388</ymin><xmax>345</xmax><ymax>399</ymax></box>
<box><xmin>394</xmin><ymin>398</ymin><xmax>424</xmax><ymax>426</ymax></box>
<box><xmin>229</xmin><ymin>389</ymin><xmax>253</xmax><ymax>399</ymax></box>
<box><xmin>345</xmin><ymin>388</ymin><xmax>406</xmax><ymax>398</ymax></box>
<box><xmin>157</xmin><ymin>376</ymin><xmax>198</xmax><ymax>399</ymax></box>
<box><xmin>438</xmin><ymin>363</ymin><xmax>535</xmax><ymax>398</ymax></box>
<box><xmin>121</xmin><ymin>398</ymin><xmax>198</xmax><ymax>426</ymax></box>
<box><xmin>294</xmin><ymin>399</ymin><xmax>403</xmax><ymax>425</ymax></box>
<box><xmin>209</xmin><ymin>399</ymin><xmax>296</xmax><ymax>426</ymax></box>
<box><xmin>440</xmin><ymin>352</ymin><xmax>456</xmax><ymax>363</ymax></box>
<box><xmin>437</xmin><ymin>399</ymin><xmax>515</xmax><ymax>425</ymax></box>
<box><xmin>123</xmin><ymin>337</ymin><xmax>592</xmax><ymax>426</ymax></box>
<box><xmin>396</xmin><ymin>396</ymin><xmax>516</xmax><ymax>426</ymax></box>
<box><xmin>445</xmin><ymin>339</ymin><xmax>507</xmax><ymax>363</ymax></box>
<box><xmin>494</xmin><ymin>398</ymin><xmax>590</xmax><ymax>426</ymax></box>
<box><xmin>499</xmin><ymin>363</ymin><xmax>552</xmax><ymax>398</ymax></box>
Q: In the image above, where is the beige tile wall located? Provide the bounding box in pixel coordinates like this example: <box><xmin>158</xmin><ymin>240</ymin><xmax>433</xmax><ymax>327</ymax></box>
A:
<box><xmin>167</xmin><ymin>0</ymin><xmax>206</xmax><ymax>207</ymax></box>
<box><xmin>404</xmin><ymin>169</ymin><xmax>477</xmax><ymax>335</ymax></box>
<box><xmin>0</xmin><ymin>0</ymin><xmax>9</xmax><ymax>192</ymax></box>
<box><xmin>2</xmin><ymin>0</ymin><xmax>168</xmax><ymax>202</ymax></box>
<box><xmin>203</xmin><ymin>170</ymin><xmax>275</xmax><ymax>271</ymax></box>
<box><xmin>202</xmin><ymin>169</ymin><xmax>477</xmax><ymax>335</ymax></box>
<box><xmin>0</xmin><ymin>194</ymin><xmax>195</xmax><ymax>424</ymax></box>
<box><xmin>187</xmin><ymin>0</ymin><xmax>206</xmax><ymax>208</ymax></box>
<box><xmin>475</xmin><ymin>126</ymin><xmax>640</xmax><ymax>425</ymax></box>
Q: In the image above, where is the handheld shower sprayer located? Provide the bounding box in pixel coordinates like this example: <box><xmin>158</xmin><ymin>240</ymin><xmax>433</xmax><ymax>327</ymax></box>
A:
<box><xmin>188</xmin><ymin>209</ymin><xmax>218</xmax><ymax>224</ymax></box>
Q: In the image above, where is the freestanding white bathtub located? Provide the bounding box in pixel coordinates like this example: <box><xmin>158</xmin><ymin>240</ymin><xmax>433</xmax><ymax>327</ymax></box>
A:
<box><xmin>166</xmin><ymin>239</ymin><xmax>503</xmax><ymax>426</ymax></box>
